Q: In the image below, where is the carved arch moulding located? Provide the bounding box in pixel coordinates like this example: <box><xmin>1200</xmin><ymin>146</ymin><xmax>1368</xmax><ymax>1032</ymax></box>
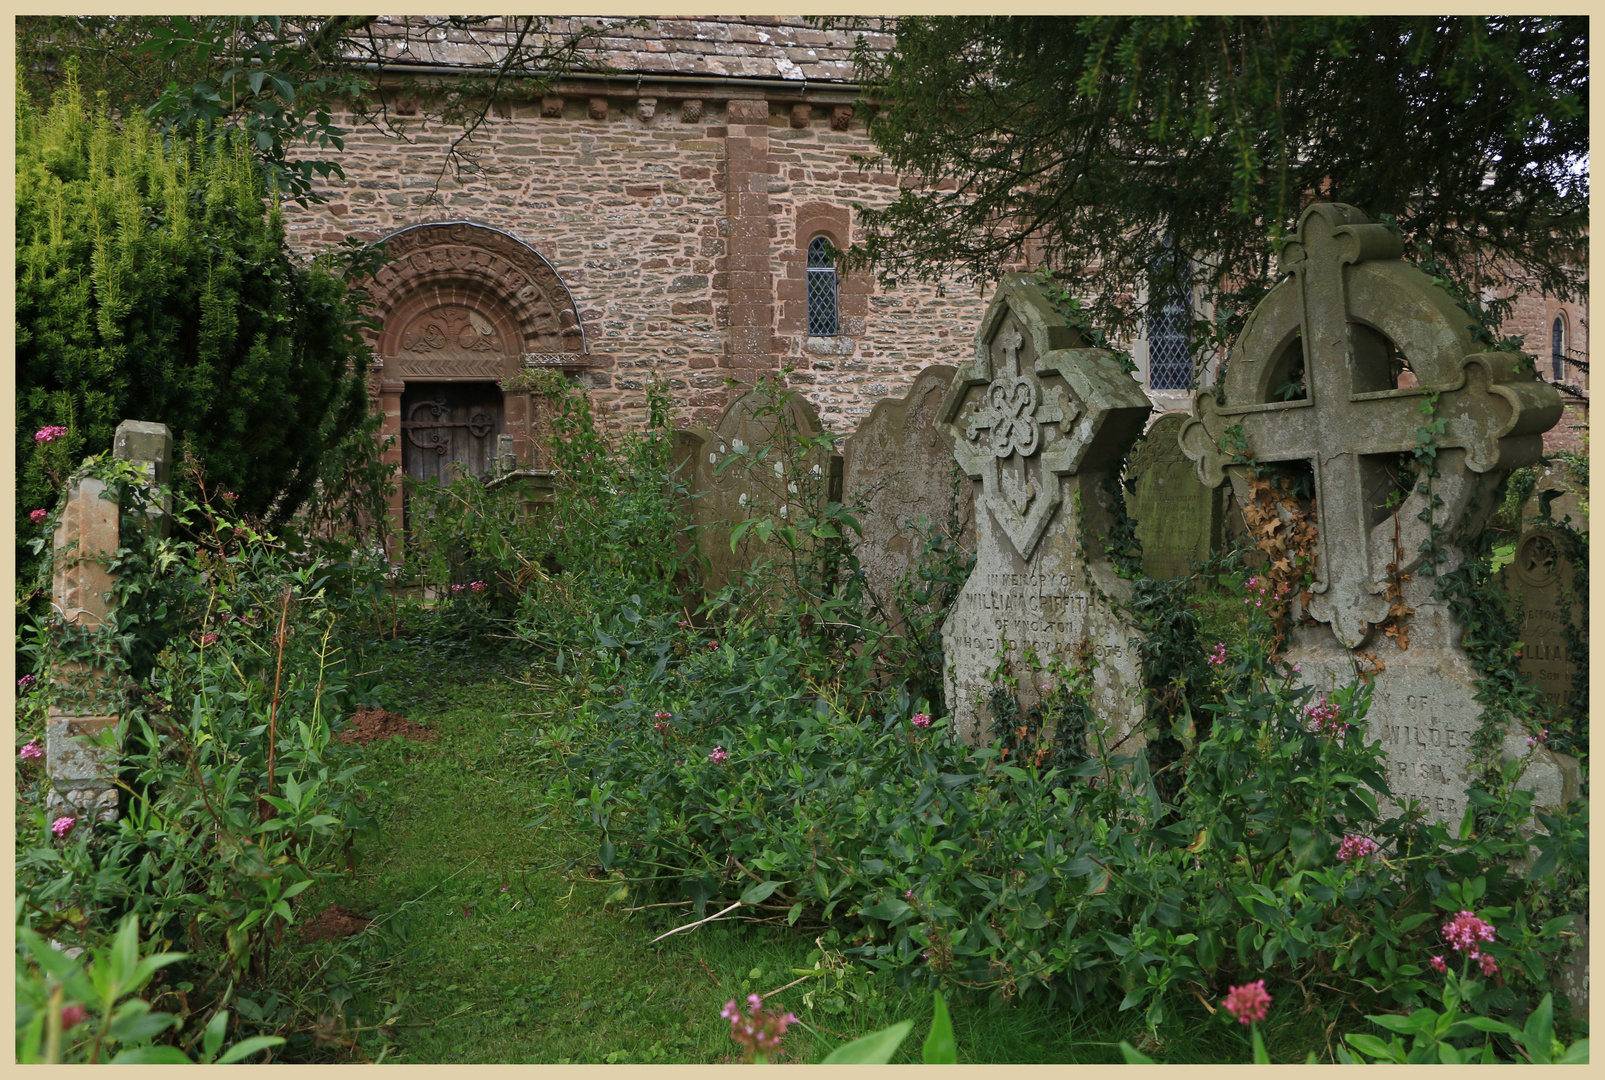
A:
<box><xmin>363</xmin><ymin>221</ymin><xmax>602</xmax><ymax>384</ymax></box>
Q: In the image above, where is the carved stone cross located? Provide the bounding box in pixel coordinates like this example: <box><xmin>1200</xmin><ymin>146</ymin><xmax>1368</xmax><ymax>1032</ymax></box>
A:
<box><xmin>1180</xmin><ymin>203</ymin><xmax>1561</xmax><ymax>648</ymax></box>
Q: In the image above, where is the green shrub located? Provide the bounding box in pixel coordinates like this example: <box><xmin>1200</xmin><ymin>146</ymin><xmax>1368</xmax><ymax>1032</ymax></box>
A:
<box><xmin>16</xmin><ymin>454</ymin><xmax>388</xmax><ymax>1053</ymax></box>
<box><xmin>15</xmin><ymin>73</ymin><xmax>376</xmax><ymax>582</ymax></box>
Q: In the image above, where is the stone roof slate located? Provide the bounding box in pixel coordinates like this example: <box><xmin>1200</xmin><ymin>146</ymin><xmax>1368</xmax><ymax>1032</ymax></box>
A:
<box><xmin>356</xmin><ymin>15</ymin><xmax>891</xmax><ymax>84</ymax></box>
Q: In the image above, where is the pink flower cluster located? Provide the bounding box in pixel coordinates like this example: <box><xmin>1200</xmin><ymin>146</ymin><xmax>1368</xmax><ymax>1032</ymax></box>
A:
<box><xmin>709</xmin><ymin>746</ymin><xmax>729</xmax><ymax>764</ymax></box>
<box><xmin>18</xmin><ymin>674</ymin><xmax>37</xmax><ymax>692</ymax></box>
<box><xmin>60</xmin><ymin>1003</ymin><xmax>87</xmax><ymax>1029</ymax></box>
<box><xmin>1207</xmin><ymin>642</ymin><xmax>1227</xmax><ymax>666</ymax></box>
<box><xmin>652</xmin><ymin>711</ymin><xmax>673</xmax><ymax>734</ymax></box>
<box><xmin>34</xmin><ymin>426</ymin><xmax>68</xmax><ymax>443</ymax></box>
<box><xmin>1441</xmin><ymin>910</ymin><xmax>1495</xmax><ymax>960</ymax></box>
<box><xmin>19</xmin><ymin>740</ymin><xmax>43</xmax><ymax>760</ymax></box>
<box><xmin>910</xmin><ymin>711</ymin><xmax>932</xmax><ymax>729</ymax></box>
<box><xmin>51</xmin><ymin>816</ymin><xmax>77</xmax><ymax>838</ymax></box>
<box><xmin>221</xmin><ymin>491</ymin><xmax>237</xmax><ymax>502</ymax></box>
<box><xmin>1306</xmin><ymin>695</ymin><xmax>1347</xmax><ymax>736</ymax></box>
<box><xmin>1336</xmin><ymin>834</ymin><xmax>1378</xmax><ymax>864</ymax></box>
<box><xmin>470</xmin><ymin>580</ymin><xmax>488</xmax><ymax>592</ymax></box>
<box><xmin>721</xmin><ymin>994</ymin><xmax>797</xmax><ymax>1060</ymax></box>
<box><xmin>200</xmin><ymin>631</ymin><xmax>218</xmax><ymax>646</ymax></box>
<box><xmin>1526</xmin><ymin>728</ymin><xmax>1549</xmax><ymax>749</ymax></box>
<box><xmin>1221</xmin><ymin>979</ymin><xmax>1271</xmax><ymax>1025</ymax></box>
<box><xmin>30</xmin><ymin>508</ymin><xmax>48</xmax><ymax>523</ymax></box>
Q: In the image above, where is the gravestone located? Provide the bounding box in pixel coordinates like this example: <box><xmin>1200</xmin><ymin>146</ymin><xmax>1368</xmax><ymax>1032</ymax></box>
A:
<box><xmin>939</xmin><ymin>275</ymin><xmax>1152</xmax><ymax>745</ymax></box>
<box><xmin>687</xmin><ymin>388</ymin><xmax>841</xmax><ymax>595</ymax></box>
<box><xmin>1179</xmin><ymin>203</ymin><xmax>1576</xmax><ymax>825</ymax></box>
<box><xmin>47</xmin><ymin>421</ymin><xmax>173</xmax><ymax>822</ymax></box>
<box><xmin>1124</xmin><ymin>413</ymin><xmax>1224</xmax><ymax>578</ymax></box>
<box><xmin>1521</xmin><ymin>461</ymin><xmax>1587</xmax><ymax>533</ymax></box>
<box><xmin>842</xmin><ymin>365</ymin><xmax>975</xmax><ymax>628</ymax></box>
<box><xmin>1497</xmin><ymin>526</ymin><xmax>1585</xmax><ymax>720</ymax></box>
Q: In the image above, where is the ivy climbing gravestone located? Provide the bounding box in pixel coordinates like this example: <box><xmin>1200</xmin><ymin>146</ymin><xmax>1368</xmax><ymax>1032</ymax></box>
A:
<box><xmin>688</xmin><ymin>387</ymin><xmax>841</xmax><ymax>595</ymax></box>
<box><xmin>1179</xmin><ymin>203</ymin><xmax>1575</xmax><ymax>825</ymax></box>
<box><xmin>939</xmin><ymin>275</ymin><xmax>1151</xmax><ymax>745</ymax></box>
<box><xmin>1124</xmin><ymin>413</ymin><xmax>1225</xmax><ymax>579</ymax></box>
<box><xmin>842</xmin><ymin>365</ymin><xmax>974</xmax><ymax>629</ymax></box>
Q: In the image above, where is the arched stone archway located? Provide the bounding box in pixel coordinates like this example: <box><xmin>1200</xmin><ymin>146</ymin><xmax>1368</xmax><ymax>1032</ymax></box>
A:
<box><xmin>360</xmin><ymin>222</ymin><xmax>596</xmax><ymax>554</ymax></box>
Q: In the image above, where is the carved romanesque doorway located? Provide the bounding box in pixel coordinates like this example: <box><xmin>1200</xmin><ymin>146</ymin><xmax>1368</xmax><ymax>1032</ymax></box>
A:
<box><xmin>360</xmin><ymin>222</ymin><xmax>597</xmax><ymax>558</ymax></box>
<box><xmin>400</xmin><ymin>382</ymin><xmax>505</xmax><ymax>485</ymax></box>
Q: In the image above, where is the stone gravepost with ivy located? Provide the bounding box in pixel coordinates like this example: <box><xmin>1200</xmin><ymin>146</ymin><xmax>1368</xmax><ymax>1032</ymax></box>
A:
<box><xmin>1179</xmin><ymin>203</ymin><xmax>1576</xmax><ymax>825</ymax></box>
<box><xmin>45</xmin><ymin>421</ymin><xmax>172</xmax><ymax>823</ymax></box>
<box><xmin>939</xmin><ymin>274</ymin><xmax>1152</xmax><ymax>746</ymax></box>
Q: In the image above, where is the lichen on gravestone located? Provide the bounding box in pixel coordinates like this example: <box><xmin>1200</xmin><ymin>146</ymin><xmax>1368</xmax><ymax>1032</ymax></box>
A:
<box><xmin>685</xmin><ymin>386</ymin><xmax>840</xmax><ymax>597</ymax></box>
<box><xmin>938</xmin><ymin>274</ymin><xmax>1151</xmax><ymax>746</ymax></box>
<box><xmin>1178</xmin><ymin>203</ymin><xmax>1573</xmax><ymax>825</ymax></box>
<box><xmin>1123</xmin><ymin>413</ymin><xmax>1225</xmax><ymax>579</ymax></box>
<box><xmin>841</xmin><ymin>364</ymin><xmax>975</xmax><ymax>631</ymax></box>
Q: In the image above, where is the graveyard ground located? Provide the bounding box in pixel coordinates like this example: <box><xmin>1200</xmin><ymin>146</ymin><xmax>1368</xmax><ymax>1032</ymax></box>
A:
<box><xmin>281</xmin><ymin>630</ymin><xmax>1332</xmax><ymax>1065</ymax></box>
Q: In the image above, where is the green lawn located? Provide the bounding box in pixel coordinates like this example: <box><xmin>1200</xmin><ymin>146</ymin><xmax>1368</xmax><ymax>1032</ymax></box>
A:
<box><xmin>285</xmin><ymin>633</ymin><xmax>1330</xmax><ymax>1064</ymax></box>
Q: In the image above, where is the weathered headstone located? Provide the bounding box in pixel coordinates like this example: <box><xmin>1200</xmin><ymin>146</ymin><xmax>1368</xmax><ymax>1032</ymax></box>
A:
<box><xmin>1179</xmin><ymin>203</ymin><xmax>1576</xmax><ymax>824</ymax></box>
<box><xmin>1522</xmin><ymin>461</ymin><xmax>1587</xmax><ymax>533</ymax></box>
<box><xmin>842</xmin><ymin>365</ymin><xmax>975</xmax><ymax>627</ymax></box>
<box><xmin>1497</xmin><ymin>526</ymin><xmax>1585</xmax><ymax>719</ymax></box>
<box><xmin>688</xmin><ymin>388</ymin><xmax>841</xmax><ymax>595</ymax></box>
<box><xmin>1124</xmin><ymin>413</ymin><xmax>1225</xmax><ymax>578</ymax></box>
<box><xmin>47</xmin><ymin>421</ymin><xmax>173</xmax><ymax>822</ymax></box>
<box><xmin>939</xmin><ymin>275</ymin><xmax>1152</xmax><ymax>745</ymax></box>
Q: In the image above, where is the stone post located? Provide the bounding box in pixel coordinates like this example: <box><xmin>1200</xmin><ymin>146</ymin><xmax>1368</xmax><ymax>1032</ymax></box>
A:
<box><xmin>45</xmin><ymin>421</ymin><xmax>172</xmax><ymax>822</ymax></box>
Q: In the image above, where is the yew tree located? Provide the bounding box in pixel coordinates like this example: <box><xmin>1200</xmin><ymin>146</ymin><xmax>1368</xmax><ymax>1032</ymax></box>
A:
<box><xmin>834</xmin><ymin>16</ymin><xmax>1587</xmax><ymax>353</ymax></box>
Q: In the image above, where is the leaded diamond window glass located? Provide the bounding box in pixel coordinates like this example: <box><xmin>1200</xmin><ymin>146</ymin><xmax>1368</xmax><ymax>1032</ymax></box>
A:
<box><xmin>807</xmin><ymin>236</ymin><xmax>839</xmax><ymax>336</ymax></box>
<box><xmin>1552</xmin><ymin>316</ymin><xmax>1566</xmax><ymax>381</ymax></box>
<box><xmin>1147</xmin><ymin>278</ymin><xmax>1192</xmax><ymax>390</ymax></box>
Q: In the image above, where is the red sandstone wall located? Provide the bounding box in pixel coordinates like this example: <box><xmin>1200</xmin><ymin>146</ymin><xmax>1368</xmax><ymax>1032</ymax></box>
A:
<box><xmin>278</xmin><ymin>92</ymin><xmax>984</xmax><ymax>436</ymax></box>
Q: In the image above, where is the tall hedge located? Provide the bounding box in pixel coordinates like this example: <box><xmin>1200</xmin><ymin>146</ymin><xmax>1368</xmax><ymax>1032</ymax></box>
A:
<box><xmin>15</xmin><ymin>77</ymin><xmax>371</xmax><ymax>568</ymax></box>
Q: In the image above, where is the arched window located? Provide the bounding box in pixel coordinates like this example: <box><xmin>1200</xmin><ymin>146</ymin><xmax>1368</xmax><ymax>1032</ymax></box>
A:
<box><xmin>1147</xmin><ymin>255</ymin><xmax>1192</xmax><ymax>390</ymax></box>
<box><xmin>1552</xmin><ymin>315</ymin><xmax>1566</xmax><ymax>381</ymax></box>
<box><xmin>807</xmin><ymin>236</ymin><xmax>839</xmax><ymax>336</ymax></box>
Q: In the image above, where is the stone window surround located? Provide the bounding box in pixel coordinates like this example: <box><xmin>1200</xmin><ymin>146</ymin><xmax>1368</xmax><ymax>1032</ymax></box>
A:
<box><xmin>785</xmin><ymin>201</ymin><xmax>870</xmax><ymax>357</ymax></box>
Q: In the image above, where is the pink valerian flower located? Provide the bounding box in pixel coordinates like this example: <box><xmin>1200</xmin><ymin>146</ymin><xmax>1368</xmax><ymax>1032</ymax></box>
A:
<box><xmin>653</xmin><ymin>711</ymin><xmax>673</xmax><ymax>720</ymax></box>
<box><xmin>721</xmin><ymin>993</ymin><xmax>797</xmax><ymax>1061</ymax></box>
<box><xmin>29</xmin><ymin>508</ymin><xmax>48</xmax><ymax>523</ymax></box>
<box><xmin>19</xmin><ymin>740</ymin><xmax>44</xmax><ymax>760</ymax></box>
<box><xmin>707</xmin><ymin>639</ymin><xmax>721</xmax><ymax>652</ymax></box>
<box><xmin>709</xmin><ymin>746</ymin><xmax>729</xmax><ymax>764</ymax></box>
<box><xmin>469</xmin><ymin>580</ymin><xmax>488</xmax><ymax>592</ymax></box>
<box><xmin>1336</xmin><ymin>834</ymin><xmax>1379</xmax><ymax>865</ymax></box>
<box><xmin>1430</xmin><ymin>955</ymin><xmax>1448</xmax><ymax>974</ymax></box>
<box><xmin>18</xmin><ymin>674</ymin><xmax>37</xmax><ymax>692</ymax></box>
<box><xmin>34</xmin><ymin>426</ymin><xmax>68</xmax><ymax>443</ymax></box>
<box><xmin>60</xmin><ymin>1003</ymin><xmax>88</xmax><ymax>1029</ymax></box>
<box><xmin>1479</xmin><ymin>953</ymin><xmax>1499</xmax><ymax>977</ymax></box>
<box><xmin>1221</xmin><ymin>979</ymin><xmax>1271</xmax><ymax>1025</ymax></box>
<box><xmin>910</xmin><ymin>711</ymin><xmax>932</xmax><ymax>729</ymax></box>
<box><xmin>1441</xmin><ymin>910</ymin><xmax>1496</xmax><ymax>959</ymax></box>
<box><xmin>221</xmin><ymin>491</ymin><xmax>237</xmax><ymax>502</ymax></box>
<box><xmin>677</xmin><ymin>619</ymin><xmax>692</xmax><ymax>629</ymax></box>
<box><xmin>200</xmin><ymin>632</ymin><xmax>218</xmax><ymax>646</ymax></box>
<box><xmin>450</xmin><ymin>583</ymin><xmax>465</xmax><ymax>594</ymax></box>
<box><xmin>51</xmin><ymin>816</ymin><xmax>77</xmax><ymax>839</ymax></box>
<box><xmin>1526</xmin><ymin>728</ymin><xmax>1550</xmax><ymax>749</ymax></box>
<box><xmin>1306</xmin><ymin>695</ymin><xmax>1347</xmax><ymax>736</ymax></box>
<box><xmin>1207</xmin><ymin>642</ymin><xmax>1227</xmax><ymax>666</ymax></box>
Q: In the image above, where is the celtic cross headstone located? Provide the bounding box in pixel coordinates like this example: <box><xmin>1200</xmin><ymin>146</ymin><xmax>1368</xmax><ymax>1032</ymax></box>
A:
<box><xmin>1179</xmin><ymin>203</ymin><xmax>1576</xmax><ymax>824</ymax></box>
<box><xmin>939</xmin><ymin>275</ymin><xmax>1151</xmax><ymax>744</ymax></box>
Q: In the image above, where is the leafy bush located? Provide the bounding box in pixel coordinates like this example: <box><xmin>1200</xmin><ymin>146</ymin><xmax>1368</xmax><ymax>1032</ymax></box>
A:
<box><xmin>16</xmin><ymin>453</ymin><xmax>388</xmax><ymax>1054</ymax></box>
<box><xmin>563</xmin><ymin>576</ymin><xmax>1587</xmax><ymax>1040</ymax></box>
<box><xmin>15</xmin><ymin>73</ymin><xmax>377</xmax><ymax>581</ymax></box>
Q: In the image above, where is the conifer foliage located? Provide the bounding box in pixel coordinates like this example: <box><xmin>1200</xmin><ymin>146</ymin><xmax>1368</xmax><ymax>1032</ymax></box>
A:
<box><xmin>15</xmin><ymin>77</ymin><xmax>372</xmax><ymax>558</ymax></box>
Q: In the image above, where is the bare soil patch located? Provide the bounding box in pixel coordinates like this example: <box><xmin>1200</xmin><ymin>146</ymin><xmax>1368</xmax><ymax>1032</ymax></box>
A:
<box><xmin>337</xmin><ymin>706</ymin><xmax>436</xmax><ymax>747</ymax></box>
<box><xmin>301</xmin><ymin>903</ymin><xmax>373</xmax><ymax>942</ymax></box>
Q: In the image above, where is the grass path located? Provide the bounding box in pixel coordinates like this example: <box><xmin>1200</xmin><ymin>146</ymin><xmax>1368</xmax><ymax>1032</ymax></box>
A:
<box><xmin>288</xmin><ymin>636</ymin><xmax>1318</xmax><ymax>1064</ymax></box>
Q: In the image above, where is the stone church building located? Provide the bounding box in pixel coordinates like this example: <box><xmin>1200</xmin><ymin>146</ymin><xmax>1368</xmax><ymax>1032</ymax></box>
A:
<box><xmin>277</xmin><ymin>15</ymin><xmax>1587</xmax><ymax>518</ymax></box>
